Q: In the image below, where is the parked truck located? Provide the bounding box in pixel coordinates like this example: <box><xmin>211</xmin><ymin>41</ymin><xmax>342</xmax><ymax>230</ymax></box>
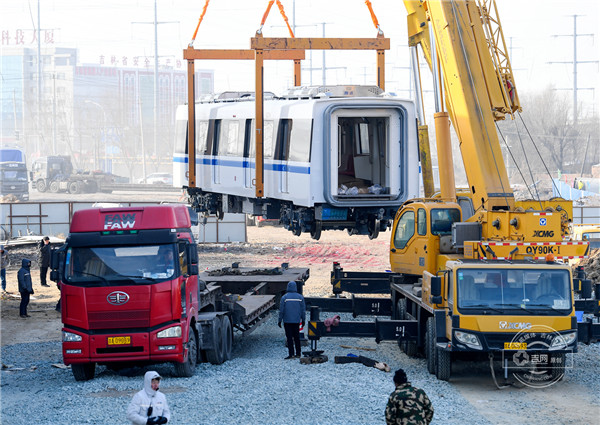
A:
<box><xmin>50</xmin><ymin>204</ymin><xmax>306</xmax><ymax>381</ymax></box>
<box><xmin>30</xmin><ymin>155</ymin><xmax>116</xmax><ymax>194</ymax></box>
<box><xmin>0</xmin><ymin>146</ymin><xmax>29</xmax><ymax>201</ymax></box>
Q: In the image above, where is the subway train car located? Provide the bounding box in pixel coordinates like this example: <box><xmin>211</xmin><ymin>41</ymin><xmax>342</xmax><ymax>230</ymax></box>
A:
<box><xmin>174</xmin><ymin>86</ymin><xmax>420</xmax><ymax>239</ymax></box>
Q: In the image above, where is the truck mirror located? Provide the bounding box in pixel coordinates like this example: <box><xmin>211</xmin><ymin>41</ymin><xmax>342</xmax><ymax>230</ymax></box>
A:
<box><xmin>187</xmin><ymin>244</ymin><xmax>198</xmax><ymax>265</ymax></box>
<box><xmin>50</xmin><ymin>250</ymin><xmax>59</xmax><ymax>269</ymax></box>
<box><xmin>188</xmin><ymin>264</ymin><xmax>199</xmax><ymax>276</ymax></box>
<box><xmin>430</xmin><ymin>276</ymin><xmax>442</xmax><ymax>297</ymax></box>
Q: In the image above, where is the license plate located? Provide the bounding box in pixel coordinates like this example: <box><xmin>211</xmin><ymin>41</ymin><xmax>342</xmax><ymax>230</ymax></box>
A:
<box><xmin>108</xmin><ymin>336</ymin><xmax>131</xmax><ymax>345</ymax></box>
<box><xmin>504</xmin><ymin>342</ymin><xmax>527</xmax><ymax>350</ymax></box>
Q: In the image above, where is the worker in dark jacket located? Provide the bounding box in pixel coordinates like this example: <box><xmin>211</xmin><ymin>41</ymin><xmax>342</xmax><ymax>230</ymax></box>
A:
<box><xmin>385</xmin><ymin>368</ymin><xmax>433</xmax><ymax>425</ymax></box>
<box><xmin>17</xmin><ymin>259</ymin><xmax>34</xmax><ymax>318</ymax></box>
<box><xmin>278</xmin><ymin>281</ymin><xmax>305</xmax><ymax>359</ymax></box>
<box><xmin>39</xmin><ymin>236</ymin><xmax>51</xmax><ymax>287</ymax></box>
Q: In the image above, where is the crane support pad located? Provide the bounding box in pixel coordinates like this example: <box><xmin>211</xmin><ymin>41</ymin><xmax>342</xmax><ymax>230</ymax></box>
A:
<box><xmin>574</xmin><ymin>299</ymin><xmax>600</xmax><ymax>315</ymax></box>
<box><xmin>309</xmin><ymin>318</ymin><xmax>417</xmax><ymax>343</ymax></box>
<box><xmin>577</xmin><ymin>319</ymin><xmax>600</xmax><ymax>344</ymax></box>
<box><xmin>305</xmin><ymin>296</ymin><xmax>392</xmax><ymax>316</ymax></box>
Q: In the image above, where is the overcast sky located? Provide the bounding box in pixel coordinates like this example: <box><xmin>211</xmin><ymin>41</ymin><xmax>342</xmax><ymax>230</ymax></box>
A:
<box><xmin>3</xmin><ymin>0</ymin><xmax>599</xmax><ymax>115</ymax></box>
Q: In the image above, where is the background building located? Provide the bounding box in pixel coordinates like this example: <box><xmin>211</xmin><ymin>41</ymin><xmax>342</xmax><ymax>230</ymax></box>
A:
<box><xmin>1</xmin><ymin>46</ymin><xmax>213</xmax><ymax>181</ymax></box>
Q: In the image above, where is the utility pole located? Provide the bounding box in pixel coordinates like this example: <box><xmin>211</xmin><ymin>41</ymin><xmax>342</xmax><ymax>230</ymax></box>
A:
<box><xmin>132</xmin><ymin>0</ymin><xmax>177</xmax><ymax>161</ymax></box>
<box><xmin>36</xmin><ymin>0</ymin><xmax>42</xmax><ymax>154</ymax></box>
<box><xmin>549</xmin><ymin>15</ymin><xmax>598</xmax><ymax>123</ymax></box>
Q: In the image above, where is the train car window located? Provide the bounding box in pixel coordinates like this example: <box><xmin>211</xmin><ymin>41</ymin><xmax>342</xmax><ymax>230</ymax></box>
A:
<box><xmin>356</xmin><ymin>122</ymin><xmax>370</xmax><ymax>155</ymax></box>
<box><xmin>207</xmin><ymin>119</ymin><xmax>221</xmax><ymax>155</ymax></box>
<box><xmin>248</xmin><ymin>120</ymin><xmax>274</xmax><ymax>158</ymax></box>
<box><xmin>195</xmin><ymin>120</ymin><xmax>209</xmax><ymax>155</ymax></box>
<box><xmin>174</xmin><ymin>120</ymin><xmax>187</xmax><ymax>154</ymax></box>
<box><xmin>275</xmin><ymin>119</ymin><xmax>293</xmax><ymax>160</ymax></box>
<box><xmin>243</xmin><ymin>119</ymin><xmax>253</xmax><ymax>158</ymax></box>
<box><xmin>219</xmin><ymin>120</ymin><xmax>241</xmax><ymax>156</ymax></box>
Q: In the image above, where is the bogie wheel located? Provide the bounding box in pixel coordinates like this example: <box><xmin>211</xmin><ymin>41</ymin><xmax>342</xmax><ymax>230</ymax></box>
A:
<box><xmin>174</xmin><ymin>327</ymin><xmax>198</xmax><ymax>377</ymax></box>
<box><xmin>221</xmin><ymin>316</ymin><xmax>233</xmax><ymax>362</ymax></box>
<box><xmin>292</xmin><ymin>224</ymin><xmax>301</xmax><ymax>236</ymax></box>
<box><xmin>68</xmin><ymin>181</ymin><xmax>80</xmax><ymax>194</ymax></box>
<box><xmin>310</xmin><ymin>221</ymin><xmax>322</xmax><ymax>241</ymax></box>
<box><xmin>436</xmin><ymin>347</ymin><xmax>452</xmax><ymax>381</ymax></box>
<box><xmin>72</xmin><ymin>363</ymin><xmax>96</xmax><ymax>381</ymax></box>
<box><xmin>36</xmin><ymin>179</ymin><xmax>47</xmax><ymax>192</ymax></box>
<box><xmin>368</xmin><ymin>218</ymin><xmax>380</xmax><ymax>240</ymax></box>
<box><xmin>206</xmin><ymin>317</ymin><xmax>225</xmax><ymax>365</ymax></box>
<box><xmin>49</xmin><ymin>181</ymin><xmax>60</xmax><ymax>193</ymax></box>
<box><xmin>426</xmin><ymin>317</ymin><xmax>437</xmax><ymax>374</ymax></box>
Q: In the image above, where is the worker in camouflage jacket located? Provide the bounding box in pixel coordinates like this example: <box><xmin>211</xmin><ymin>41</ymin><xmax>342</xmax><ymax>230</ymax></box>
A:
<box><xmin>385</xmin><ymin>368</ymin><xmax>433</xmax><ymax>425</ymax></box>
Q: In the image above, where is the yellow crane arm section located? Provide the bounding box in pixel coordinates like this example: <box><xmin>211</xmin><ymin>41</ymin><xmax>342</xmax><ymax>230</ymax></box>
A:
<box><xmin>405</xmin><ymin>0</ymin><xmax>521</xmax><ymax>212</ymax></box>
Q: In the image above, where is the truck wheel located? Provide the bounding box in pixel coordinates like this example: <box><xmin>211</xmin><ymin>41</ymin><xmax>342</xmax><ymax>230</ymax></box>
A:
<box><xmin>68</xmin><ymin>181</ymin><xmax>80</xmax><ymax>194</ymax></box>
<box><xmin>206</xmin><ymin>317</ymin><xmax>225</xmax><ymax>365</ymax></box>
<box><xmin>426</xmin><ymin>317</ymin><xmax>437</xmax><ymax>374</ymax></box>
<box><xmin>221</xmin><ymin>316</ymin><xmax>233</xmax><ymax>361</ymax></box>
<box><xmin>36</xmin><ymin>180</ymin><xmax>47</xmax><ymax>192</ymax></box>
<box><xmin>174</xmin><ymin>328</ymin><xmax>197</xmax><ymax>377</ymax></box>
<box><xmin>436</xmin><ymin>347</ymin><xmax>451</xmax><ymax>381</ymax></box>
<box><xmin>49</xmin><ymin>181</ymin><xmax>60</xmax><ymax>193</ymax></box>
<box><xmin>72</xmin><ymin>363</ymin><xmax>96</xmax><ymax>381</ymax></box>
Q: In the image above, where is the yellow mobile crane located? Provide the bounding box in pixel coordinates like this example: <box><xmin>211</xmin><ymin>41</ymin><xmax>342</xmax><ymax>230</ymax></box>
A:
<box><xmin>304</xmin><ymin>0</ymin><xmax>598</xmax><ymax>385</ymax></box>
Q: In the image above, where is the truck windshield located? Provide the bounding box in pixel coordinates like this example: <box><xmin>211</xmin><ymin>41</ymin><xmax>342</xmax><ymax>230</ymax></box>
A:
<box><xmin>65</xmin><ymin>244</ymin><xmax>177</xmax><ymax>284</ymax></box>
<box><xmin>456</xmin><ymin>268</ymin><xmax>571</xmax><ymax>314</ymax></box>
<box><xmin>2</xmin><ymin>170</ymin><xmax>28</xmax><ymax>181</ymax></box>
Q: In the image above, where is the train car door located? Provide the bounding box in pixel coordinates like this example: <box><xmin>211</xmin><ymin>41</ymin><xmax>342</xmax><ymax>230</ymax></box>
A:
<box><xmin>209</xmin><ymin>120</ymin><xmax>221</xmax><ymax>184</ymax></box>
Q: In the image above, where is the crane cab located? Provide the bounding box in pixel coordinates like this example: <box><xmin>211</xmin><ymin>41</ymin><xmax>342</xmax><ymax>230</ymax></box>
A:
<box><xmin>389</xmin><ymin>200</ymin><xmax>462</xmax><ymax>276</ymax></box>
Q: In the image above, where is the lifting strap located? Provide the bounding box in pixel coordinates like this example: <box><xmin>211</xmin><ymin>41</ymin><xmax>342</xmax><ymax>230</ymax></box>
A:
<box><xmin>189</xmin><ymin>0</ymin><xmax>211</xmax><ymax>47</ymax></box>
<box><xmin>364</xmin><ymin>0</ymin><xmax>383</xmax><ymax>34</ymax></box>
<box><xmin>258</xmin><ymin>0</ymin><xmax>295</xmax><ymax>37</ymax></box>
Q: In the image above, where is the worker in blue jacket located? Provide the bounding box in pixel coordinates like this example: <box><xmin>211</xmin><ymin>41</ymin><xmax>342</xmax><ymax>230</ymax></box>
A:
<box><xmin>17</xmin><ymin>259</ymin><xmax>34</xmax><ymax>318</ymax></box>
<box><xmin>278</xmin><ymin>281</ymin><xmax>306</xmax><ymax>359</ymax></box>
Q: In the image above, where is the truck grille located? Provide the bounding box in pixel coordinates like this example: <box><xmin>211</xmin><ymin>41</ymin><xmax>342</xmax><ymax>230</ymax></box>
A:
<box><xmin>88</xmin><ymin>310</ymin><xmax>150</xmax><ymax>329</ymax></box>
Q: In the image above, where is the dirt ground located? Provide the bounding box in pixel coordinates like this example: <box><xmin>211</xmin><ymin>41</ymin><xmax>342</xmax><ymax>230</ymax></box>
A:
<box><xmin>0</xmin><ymin>225</ymin><xmax>390</xmax><ymax>347</ymax></box>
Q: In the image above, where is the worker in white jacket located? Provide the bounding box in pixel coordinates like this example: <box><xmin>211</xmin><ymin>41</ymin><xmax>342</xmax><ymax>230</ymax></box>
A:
<box><xmin>127</xmin><ymin>371</ymin><xmax>171</xmax><ymax>425</ymax></box>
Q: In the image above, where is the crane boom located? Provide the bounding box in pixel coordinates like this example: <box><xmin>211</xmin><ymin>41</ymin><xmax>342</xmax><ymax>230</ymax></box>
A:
<box><xmin>405</xmin><ymin>0</ymin><xmax>521</xmax><ymax>212</ymax></box>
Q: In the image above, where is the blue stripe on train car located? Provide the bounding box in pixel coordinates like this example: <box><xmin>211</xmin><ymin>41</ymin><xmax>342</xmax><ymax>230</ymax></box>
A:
<box><xmin>173</xmin><ymin>156</ymin><xmax>310</xmax><ymax>174</ymax></box>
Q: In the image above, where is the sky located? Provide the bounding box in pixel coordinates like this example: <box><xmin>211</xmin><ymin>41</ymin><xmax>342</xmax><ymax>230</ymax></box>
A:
<box><xmin>2</xmin><ymin>0</ymin><xmax>599</xmax><ymax>116</ymax></box>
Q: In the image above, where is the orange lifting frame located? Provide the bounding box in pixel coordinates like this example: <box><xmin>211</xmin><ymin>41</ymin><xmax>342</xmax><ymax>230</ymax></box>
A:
<box><xmin>184</xmin><ymin>33</ymin><xmax>389</xmax><ymax>198</ymax></box>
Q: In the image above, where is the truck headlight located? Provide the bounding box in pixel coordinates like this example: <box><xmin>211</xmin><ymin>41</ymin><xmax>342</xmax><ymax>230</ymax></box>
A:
<box><xmin>157</xmin><ymin>325</ymin><xmax>181</xmax><ymax>339</ymax></box>
<box><xmin>454</xmin><ymin>330</ymin><xmax>482</xmax><ymax>350</ymax></box>
<box><xmin>62</xmin><ymin>331</ymin><xmax>82</xmax><ymax>342</ymax></box>
<box><xmin>550</xmin><ymin>331</ymin><xmax>577</xmax><ymax>349</ymax></box>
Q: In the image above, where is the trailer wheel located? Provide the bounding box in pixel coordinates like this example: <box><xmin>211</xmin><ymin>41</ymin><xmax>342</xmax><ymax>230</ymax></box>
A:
<box><xmin>426</xmin><ymin>317</ymin><xmax>437</xmax><ymax>374</ymax></box>
<box><xmin>71</xmin><ymin>363</ymin><xmax>96</xmax><ymax>381</ymax></box>
<box><xmin>221</xmin><ymin>316</ymin><xmax>233</xmax><ymax>361</ymax></box>
<box><xmin>436</xmin><ymin>347</ymin><xmax>451</xmax><ymax>381</ymax></box>
<box><xmin>49</xmin><ymin>181</ymin><xmax>60</xmax><ymax>193</ymax></box>
<box><xmin>174</xmin><ymin>328</ymin><xmax>197</xmax><ymax>377</ymax></box>
<box><xmin>36</xmin><ymin>179</ymin><xmax>47</xmax><ymax>192</ymax></box>
<box><xmin>206</xmin><ymin>318</ymin><xmax>225</xmax><ymax>365</ymax></box>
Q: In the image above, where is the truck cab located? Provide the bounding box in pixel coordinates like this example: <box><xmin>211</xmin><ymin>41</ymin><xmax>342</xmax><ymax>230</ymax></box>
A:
<box><xmin>54</xmin><ymin>205</ymin><xmax>201</xmax><ymax>380</ymax></box>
